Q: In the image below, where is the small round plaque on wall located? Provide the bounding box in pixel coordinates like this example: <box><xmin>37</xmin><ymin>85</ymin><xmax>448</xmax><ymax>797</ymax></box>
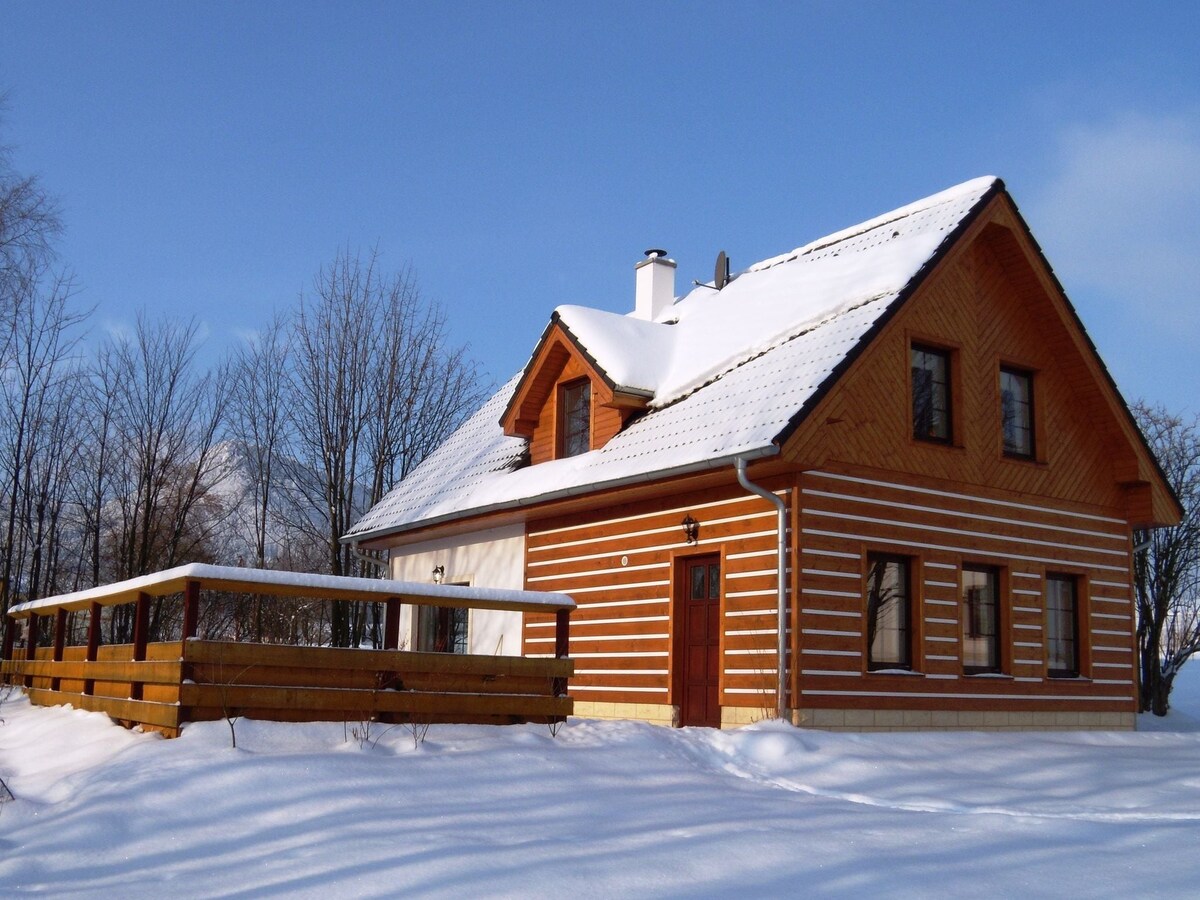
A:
<box><xmin>620</xmin><ymin>556</ymin><xmax>629</xmax><ymax>567</ymax></box>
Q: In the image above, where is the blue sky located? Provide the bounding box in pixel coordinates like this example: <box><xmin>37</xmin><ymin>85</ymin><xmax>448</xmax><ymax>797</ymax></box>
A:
<box><xmin>1</xmin><ymin>1</ymin><xmax>1197</xmax><ymax>412</ymax></box>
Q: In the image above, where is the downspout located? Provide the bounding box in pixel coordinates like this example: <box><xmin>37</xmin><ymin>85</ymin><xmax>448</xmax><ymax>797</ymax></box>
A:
<box><xmin>734</xmin><ymin>457</ymin><xmax>788</xmax><ymax>721</ymax></box>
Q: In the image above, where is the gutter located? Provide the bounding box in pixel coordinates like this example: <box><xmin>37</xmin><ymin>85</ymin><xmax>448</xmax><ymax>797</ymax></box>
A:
<box><xmin>350</xmin><ymin>545</ymin><xmax>389</xmax><ymax>576</ymax></box>
<box><xmin>735</xmin><ymin>456</ymin><xmax>789</xmax><ymax>721</ymax></box>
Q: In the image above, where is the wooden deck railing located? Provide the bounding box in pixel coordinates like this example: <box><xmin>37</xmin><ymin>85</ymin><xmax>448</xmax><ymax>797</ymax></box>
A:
<box><xmin>0</xmin><ymin>564</ymin><xmax>574</xmax><ymax>736</ymax></box>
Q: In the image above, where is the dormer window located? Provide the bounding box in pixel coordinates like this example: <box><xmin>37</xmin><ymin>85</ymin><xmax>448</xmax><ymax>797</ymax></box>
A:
<box><xmin>558</xmin><ymin>379</ymin><xmax>591</xmax><ymax>457</ymax></box>
<box><xmin>500</xmin><ymin>320</ymin><xmax>648</xmax><ymax>464</ymax></box>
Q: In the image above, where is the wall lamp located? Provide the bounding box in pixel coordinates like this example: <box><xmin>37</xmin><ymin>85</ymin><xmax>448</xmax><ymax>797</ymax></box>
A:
<box><xmin>681</xmin><ymin>514</ymin><xmax>700</xmax><ymax>545</ymax></box>
<box><xmin>432</xmin><ymin>565</ymin><xmax>445</xmax><ymax>584</ymax></box>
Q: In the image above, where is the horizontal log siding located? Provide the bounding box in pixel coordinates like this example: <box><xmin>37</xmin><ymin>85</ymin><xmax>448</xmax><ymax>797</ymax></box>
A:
<box><xmin>796</xmin><ymin>465</ymin><xmax>1136</xmax><ymax>712</ymax></box>
<box><xmin>180</xmin><ymin>640</ymin><xmax>572</xmax><ymax>726</ymax></box>
<box><xmin>525</xmin><ymin>484</ymin><xmax>790</xmax><ymax>709</ymax></box>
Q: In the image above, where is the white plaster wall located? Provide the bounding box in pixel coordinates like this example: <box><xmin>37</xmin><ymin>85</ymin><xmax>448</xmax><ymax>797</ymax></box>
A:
<box><xmin>388</xmin><ymin>524</ymin><xmax>525</xmax><ymax>656</ymax></box>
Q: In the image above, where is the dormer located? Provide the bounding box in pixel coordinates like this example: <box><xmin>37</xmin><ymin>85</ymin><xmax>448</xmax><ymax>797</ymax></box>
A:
<box><xmin>500</xmin><ymin>316</ymin><xmax>653</xmax><ymax>465</ymax></box>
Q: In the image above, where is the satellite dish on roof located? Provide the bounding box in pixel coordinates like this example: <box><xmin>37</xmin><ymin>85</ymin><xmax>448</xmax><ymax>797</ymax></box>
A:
<box><xmin>714</xmin><ymin>250</ymin><xmax>730</xmax><ymax>290</ymax></box>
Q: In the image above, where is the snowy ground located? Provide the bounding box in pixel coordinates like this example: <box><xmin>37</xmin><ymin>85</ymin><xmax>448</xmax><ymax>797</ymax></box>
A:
<box><xmin>1</xmin><ymin>670</ymin><xmax>1199</xmax><ymax>898</ymax></box>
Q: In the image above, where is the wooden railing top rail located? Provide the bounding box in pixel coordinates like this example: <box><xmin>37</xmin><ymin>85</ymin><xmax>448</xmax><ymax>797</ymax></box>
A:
<box><xmin>6</xmin><ymin>562</ymin><xmax>576</xmax><ymax>619</ymax></box>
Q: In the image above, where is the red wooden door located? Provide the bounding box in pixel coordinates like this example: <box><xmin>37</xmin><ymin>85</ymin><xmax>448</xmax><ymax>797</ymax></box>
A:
<box><xmin>679</xmin><ymin>555</ymin><xmax>721</xmax><ymax>727</ymax></box>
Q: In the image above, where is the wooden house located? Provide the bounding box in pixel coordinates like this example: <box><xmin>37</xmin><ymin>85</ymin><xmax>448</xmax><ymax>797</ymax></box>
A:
<box><xmin>345</xmin><ymin>178</ymin><xmax>1180</xmax><ymax>731</ymax></box>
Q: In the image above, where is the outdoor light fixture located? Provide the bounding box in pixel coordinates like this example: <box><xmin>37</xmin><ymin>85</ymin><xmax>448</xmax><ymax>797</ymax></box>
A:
<box><xmin>681</xmin><ymin>514</ymin><xmax>699</xmax><ymax>545</ymax></box>
<box><xmin>432</xmin><ymin>565</ymin><xmax>445</xmax><ymax>584</ymax></box>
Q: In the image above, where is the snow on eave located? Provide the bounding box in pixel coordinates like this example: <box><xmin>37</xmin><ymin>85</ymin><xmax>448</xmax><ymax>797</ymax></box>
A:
<box><xmin>343</xmin><ymin>443</ymin><xmax>782</xmax><ymax>546</ymax></box>
<box><xmin>8</xmin><ymin>563</ymin><xmax>575</xmax><ymax>616</ymax></box>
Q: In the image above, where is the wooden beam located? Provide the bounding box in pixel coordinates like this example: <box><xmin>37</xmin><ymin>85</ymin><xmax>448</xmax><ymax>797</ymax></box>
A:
<box><xmin>182</xmin><ymin>579</ymin><xmax>199</xmax><ymax>640</ymax></box>
<box><xmin>24</xmin><ymin>613</ymin><xmax>37</xmax><ymax>688</ymax></box>
<box><xmin>555</xmin><ymin>608</ymin><xmax>570</xmax><ymax>659</ymax></box>
<box><xmin>51</xmin><ymin>608</ymin><xmax>67</xmax><ymax>691</ymax></box>
<box><xmin>554</xmin><ymin>608</ymin><xmax>571</xmax><ymax>699</ymax></box>
<box><xmin>384</xmin><ymin>597</ymin><xmax>401</xmax><ymax>650</ymax></box>
<box><xmin>26</xmin><ymin>689</ymin><xmax>182</xmax><ymax>730</ymax></box>
<box><xmin>182</xmin><ymin>639</ymin><xmax>572</xmax><ymax>679</ymax></box>
<box><xmin>10</xmin><ymin>658</ymin><xmax>183</xmax><ymax>685</ymax></box>
<box><xmin>84</xmin><ymin>601</ymin><xmax>101</xmax><ymax>696</ymax></box>
<box><xmin>1</xmin><ymin>614</ymin><xmax>15</xmax><ymax>665</ymax></box>
<box><xmin>131</xmin><ymin>591</ymin><xmax>149</xmax><ymax>700</ymax></box>
<box><xmin>178</xmin><ymin>683</ymin><xmax>572</xmax><ymax>718</ymax></box>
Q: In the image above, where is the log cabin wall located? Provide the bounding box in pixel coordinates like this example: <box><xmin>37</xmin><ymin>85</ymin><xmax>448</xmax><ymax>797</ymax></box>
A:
<box><xmin>794</xmin><ymin>463</ymin><xmax>1136</xmax><ymax>730</ymax></box>
<box><xmin>519</xmin><ymin>202</ymin><xmax>1146</xmax><ymax>732</ymax></box>
<box><xmin>522</xmin><ymin>480</ymin><xmax>791</xmax><ymax>727</ymax></box>
<box><xmin>778</xmin><ymin>202</ymin><xmax>1141</xmax><ymax>730</ymax></box>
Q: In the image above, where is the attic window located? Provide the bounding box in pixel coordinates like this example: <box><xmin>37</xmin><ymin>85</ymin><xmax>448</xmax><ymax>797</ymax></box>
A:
<box><xmin>911</xmin><ymin>344</ymin><xmax>952</xmax><ymax>443</ymax></box>
<box><xmin>1000</xmin><ymin>366</ymin><xmax>1035</xmax><ymax>459</ymax></box>
<box><xmin>558</xmin><ymin>379</ymin><xmax>591</xmax><ymax>458</ymax></box>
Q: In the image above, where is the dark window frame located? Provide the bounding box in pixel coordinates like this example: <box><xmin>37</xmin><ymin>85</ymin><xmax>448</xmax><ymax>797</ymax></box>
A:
<box><xmin>1046</xmin><ymin>573</ymin><xmax>1080</xmax><ymax>678</ymax></box>
<box><xmin>557</xmin><ymin>378</ymin><xmax>591</xmax><ymax>458</ymax></box>
<box><xmin>866</xmin><ymin>553</ymin><xmax>914</xmax><ymax>672</ymax></box>
<box><xmin>911</xmin><ymin>343</ymin><xmax>953</xmax><ymax>444</ymax></box>
<box><xmin>961</xmin><ymin>564</ymin><xmax>1002</xmax><ymax>675</ymax></box>
<box><xmin>1000</xmin><ymin>365</ymin><xmax>1036</xmax><ymax>459</ymax></box>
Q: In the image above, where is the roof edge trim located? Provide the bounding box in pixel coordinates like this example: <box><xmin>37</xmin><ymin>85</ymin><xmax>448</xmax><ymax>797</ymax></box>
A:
<box><xmin>341</xmin><ymin>444</ymin><xmax>780</xmax><ymax>545</ymax></box>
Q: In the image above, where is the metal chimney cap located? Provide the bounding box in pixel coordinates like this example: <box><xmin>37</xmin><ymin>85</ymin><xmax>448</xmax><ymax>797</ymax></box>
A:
<box><xmin>644</xmin><ymin>248</ymin><xmax>669</xmax><ymax>259</ymax></box>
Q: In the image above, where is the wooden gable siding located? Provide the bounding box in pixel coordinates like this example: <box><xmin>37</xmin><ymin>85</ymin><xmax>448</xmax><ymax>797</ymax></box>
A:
<box><xmin>794</xmin><ymin>463</ymin><xmax>1136</xmax><ymax>712</ymax></box>
<box><xmin>784</xmin><ymin>210</ymin><xmax>1137</xmax><ymax>523</ymax></box>
<box><xmin>522</xmin><ymin>478</ymin><xmax>791</xmax><ymax>710</ymax></box>
<box><xmin>528</xmin><ymin>353</ymin><xmax>624</xmax><ymax>465</ymax></box>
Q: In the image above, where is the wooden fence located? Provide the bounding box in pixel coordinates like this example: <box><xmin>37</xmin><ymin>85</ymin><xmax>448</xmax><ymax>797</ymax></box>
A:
<box><xmin>0</xmin><ymin>564</ymin><xmax>574</xmax><ymax>736</ymax></box>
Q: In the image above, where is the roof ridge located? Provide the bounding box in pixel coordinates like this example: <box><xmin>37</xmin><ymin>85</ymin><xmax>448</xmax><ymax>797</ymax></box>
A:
<box><xmin>749</xmin><ymin>176</ymin><xmax>998</xmax><ymax>274</ymax></box>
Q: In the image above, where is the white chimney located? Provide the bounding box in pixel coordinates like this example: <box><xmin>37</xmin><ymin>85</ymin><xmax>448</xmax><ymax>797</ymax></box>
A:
<box><xmin>634</xmin><ymin>249</ymin><xmax>676</xmax><ymax>321</ymax></box>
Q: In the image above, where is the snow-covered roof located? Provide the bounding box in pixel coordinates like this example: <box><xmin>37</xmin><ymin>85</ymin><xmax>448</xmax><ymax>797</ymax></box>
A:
<box><xmin>346</xmin><ymin>177</ymin><xmax>1000</xmax><ymax>542</ymax></box>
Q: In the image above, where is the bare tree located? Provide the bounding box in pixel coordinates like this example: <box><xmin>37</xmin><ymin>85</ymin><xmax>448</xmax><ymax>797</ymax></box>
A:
<box><xmin>73</xmin><ymin>341</ymin><xmax>121</xmax><ymax>590</ymax></box>
<box><xmin>0</xmin><ymin>101</ymin><xmax>62</xmax><ymax>341</ymax></box>
<box><xmin>228</xmin><ymin>312</ymin><xmax>292</xmax><ymax>569</ymax></box>
<box><xmin>0</xmin><ymin>272</ymin><xmax>86</xmax><ymax>613</ymax></box>
<box><xmin>365</xmin><ymin>269</ymin><xmax>484</xmax><ymax>503</ymax></box>
<box><xmin>287</xmin><ymin>248</ymin><xmax>482</xmax><ymax>646</ymax></box>
<box><xmin>100</xmin><ymin>314</ymin><xmax>231</xmax><ymax>641</ymax></box>
<box><xmin>288</xmin><ymin>250</ymin><xmax>377</xmax><ymax>588</ymax></box>
<box><xmin>0</xmin><ymin>104</ymin><xmax>69</xmax><ymax>636</ymax></box>
<box><xmin>1133</xmin><ymin>402</ymin><xmax>1200</xmax><ymax>715</ymax></box>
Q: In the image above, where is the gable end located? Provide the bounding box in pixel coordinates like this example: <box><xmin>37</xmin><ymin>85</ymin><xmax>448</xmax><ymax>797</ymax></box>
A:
<box><xmin>771</xmin><ymin>179</ymin><xmax>1006</xmax><ymax>452</ymax></box>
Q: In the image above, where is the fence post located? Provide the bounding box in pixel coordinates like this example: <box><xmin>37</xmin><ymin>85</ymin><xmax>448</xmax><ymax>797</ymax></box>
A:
<box><xmin>384</xmin><ymin>597</ymin><xmax>401</xmax><ymax>650</ymax></box>
<box><xmin>24</xmin><ymin>613</ymin><xmax>38</xmax><ymax>689</ymax></box>
<box><xmin>131</xmin><ymin>592</ymin><xmax>149</xmax><ymax>701</ymax></box>
<box><xmin>553</xmin><ymin>607</ymin><xmax>570</xmax><ymax>704</ymax></box>
<box><xmin>84</xmin><ymin>602</ymin><xmax>101</xmax><ymax>696</ymax></box>
<box><xmin>51</xmin><ymin>607</ymin><xmax>67</xmax><ymax>692</ymax></box>
<box><xmin>182</xmin><ymin>580</ymin><xmax>199</xmax><ymax>641</ymax></box>
<box><xmin>554</xmin><ymin>608</ymin><xmax>570</xmax><ymax>660</ymax></box>
<box><xmin>1</xmin><ymin>614</ymin><xmax>15</xmax><ymax>665</ymax></box>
